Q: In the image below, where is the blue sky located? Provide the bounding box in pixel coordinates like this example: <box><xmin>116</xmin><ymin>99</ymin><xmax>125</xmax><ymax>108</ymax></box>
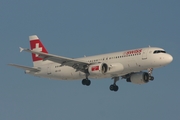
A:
<box><xmin>1</xmin><ymin>0</ymin><xmax>179</xmax><ymax>120</ymax></box>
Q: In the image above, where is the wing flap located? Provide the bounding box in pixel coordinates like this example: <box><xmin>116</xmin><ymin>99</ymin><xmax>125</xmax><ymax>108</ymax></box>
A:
<box><xmin>8</xmin><ymin>63</ymin><xmax>40</xmax><ymax>72</ymax></box>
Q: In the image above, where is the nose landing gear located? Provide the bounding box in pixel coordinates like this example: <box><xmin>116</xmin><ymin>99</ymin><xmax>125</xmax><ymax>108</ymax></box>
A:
<box><xmin>148</xmin><ymin>68</ymin><xmax>154</xmax><ymax>81</ymax></box>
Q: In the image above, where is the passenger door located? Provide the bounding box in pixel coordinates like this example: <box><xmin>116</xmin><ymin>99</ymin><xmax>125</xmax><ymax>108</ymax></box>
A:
<box><xmin>142</xmin><ymin>48</ymin><xmax>149</xmax><ymax>60</ymax></box>
<box><xmin>47</xmin><ymin>64</ymin><xmax>51</xmax><ymax>75</ymax></box>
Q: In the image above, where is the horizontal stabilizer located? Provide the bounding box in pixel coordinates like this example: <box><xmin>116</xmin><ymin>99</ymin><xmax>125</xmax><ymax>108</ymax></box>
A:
<box><xmin>19</xmin><ymin>47</ymin><xmax>24</xmax><ymax>52</ymax></box>
<box><xmin>8</xmin><ymin>63</ymin><xmax>40</xmax><ymax>72</ymax></box>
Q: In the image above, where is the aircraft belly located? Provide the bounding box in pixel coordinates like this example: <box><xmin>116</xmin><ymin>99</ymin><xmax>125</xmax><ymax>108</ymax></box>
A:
<box><xmin>52</xmin><ymin>66</ymin><xmax>83</xmax><ymax>80</ymax></box>
<box><xmin>33</xmin><ymin>66</ymin><xmax>51</xmax><ymax>78</ymax></box>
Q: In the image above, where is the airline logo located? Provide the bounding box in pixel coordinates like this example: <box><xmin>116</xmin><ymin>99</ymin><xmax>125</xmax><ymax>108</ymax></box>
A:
<box><xmin>125</xmin><ymin>49</ymin><xmax>142</xmax><ymax>55</ymax></box>
<box><xmin>33</xmin><ymin>43</ymin><xmax>42</xmax><ymax>57</ymax></box>
<box><xmin>91</xmin><ymin>66</ymin><xmax>99</xmax><ymax>71</ymax></box>
<box><xmin>30</xmin><ymin>39</ymin><xmax>48</xmax><ymax>61</ymax></box>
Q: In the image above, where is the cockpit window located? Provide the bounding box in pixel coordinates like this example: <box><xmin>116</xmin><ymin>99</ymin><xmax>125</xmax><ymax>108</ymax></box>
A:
<box><xmin>153</xmin><ymin>50</ymin><xmax>166</xmax><ymax>54</ymax></box>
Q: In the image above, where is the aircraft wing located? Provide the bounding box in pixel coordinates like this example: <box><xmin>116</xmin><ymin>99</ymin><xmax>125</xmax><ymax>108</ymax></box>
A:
<box><xmin>19</xmin><ymin>47</ymin><xmax>89</xmax><ymax>71</ymax></box>
<box><xmin>8</xmin><ymin>63</ymin><xmax>40</xmax><ymax>72</ymax></box>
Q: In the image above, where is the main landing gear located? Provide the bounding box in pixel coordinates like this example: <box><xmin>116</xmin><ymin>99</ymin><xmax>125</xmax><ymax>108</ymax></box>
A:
<box><xmin>148</xmin><ymin>68</ymin><xmax>154</xmax><ymax>81</ymax></box>
<box><xmin>81</xmin><ymin>76</ymin><xmax>120</xmax><ymax>91</ymax></box>
<box><xmin>82</xmin><ymin>73</ymin><xmax>91</xmax><ymax>86</ymax></box>
<box><xmin>82</xmin><ymin>79</ymin><xmax>91</xmax><ymax>86</ymax></box>
<box><xmin>109</xmin><ymin>77</ymin><xmax>119</xmax><ymax>92</ymax></box>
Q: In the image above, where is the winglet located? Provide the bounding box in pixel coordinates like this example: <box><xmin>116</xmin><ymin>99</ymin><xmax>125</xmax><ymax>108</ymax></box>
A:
<box><xmin>19</xmin><ymin>47</ymin><xmax>24</xmax><ymax>52</ymax></box>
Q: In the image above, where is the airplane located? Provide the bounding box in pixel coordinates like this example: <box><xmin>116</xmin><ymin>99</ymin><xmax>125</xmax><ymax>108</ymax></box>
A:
<box><xmin>9</xmin><ymin>35</ymin><xmax>173</xmax><ymax>92</ymax></box>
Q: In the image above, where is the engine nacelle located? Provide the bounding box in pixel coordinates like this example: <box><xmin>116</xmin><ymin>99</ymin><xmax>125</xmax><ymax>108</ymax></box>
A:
<box><xmin>88</xmin><ymin>63</ymin><xmax>108</xmax><ymax>75</ymax></box>
<box><xmin>127</xmin><ymin>72</ymin><xmax>149</xmax><ymax>84</ymax></box>
<box><xmin>107</xmin><ymin>63</ymin><xmax>124</xmax><ymax>74</ymax></box>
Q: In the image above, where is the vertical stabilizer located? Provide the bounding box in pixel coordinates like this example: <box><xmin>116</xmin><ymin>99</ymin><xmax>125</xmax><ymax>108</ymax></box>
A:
<box><xmin>29</xmin><ymin>35</ymin><xmax>49</xmax><ymax>66</ymax></box>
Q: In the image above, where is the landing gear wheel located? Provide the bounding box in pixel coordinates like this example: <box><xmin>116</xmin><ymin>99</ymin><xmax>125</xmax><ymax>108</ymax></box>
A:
<box><xmin>86</xmin><ymin>80</ymin><xmax>91</xmax><ymax>86</ymax></box>
<box><xmin>109</xmin><ymin>84</ymin><xmax>119</xmax><ymax>92</ymax></box>
<box><xmin>82</xmin><ymin>79</ymin><xmax>86</xmax><ymax>85</ymax></box>
<box><xmin>109</xmin><ymin>77</ymin><xmax>119</xmax><ymax>92</ymax></box>
<box><xmin>114</xmin><ymin>85</ymin><xmax>119</xmax><ymax>91</ymax></box>
<box><xmin>109</xmin><ymin>85</ymin><xmax>114</xmax><ymax>91</ymax></box>
<box><xmin>149</xmin><ymin>76</ymin><xmax>154</xmax><ymax>81</ymax></box>
<box><xmin>81</xmin><ymin>79</ymin><xmax>91</xmax><ymax>86</ymax></box>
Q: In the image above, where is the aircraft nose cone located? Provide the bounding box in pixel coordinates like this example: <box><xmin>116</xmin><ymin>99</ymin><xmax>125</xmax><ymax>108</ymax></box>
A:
<box><xmin>167</xmin><ymin>54</ymin><xmax>173</xmax><ymax>63</ymax></box>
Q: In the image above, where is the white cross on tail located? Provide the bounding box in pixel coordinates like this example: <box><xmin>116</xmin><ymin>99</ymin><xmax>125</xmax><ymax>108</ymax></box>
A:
<box><xmin>33</xmin><ymin>43</ymin><xmax>42</xmax><ymax>57</ymax></box>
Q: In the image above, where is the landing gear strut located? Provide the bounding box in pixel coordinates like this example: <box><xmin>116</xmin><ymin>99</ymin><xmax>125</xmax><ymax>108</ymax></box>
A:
<box><xmin>109</xmin><ymin>77</ymin><xmax>119</xmax><ymax>92</ymax></box>
<box><xmin>148</xmin><ymin>68</ymin><xmax>154</xmax><ymax>81</ymax></box>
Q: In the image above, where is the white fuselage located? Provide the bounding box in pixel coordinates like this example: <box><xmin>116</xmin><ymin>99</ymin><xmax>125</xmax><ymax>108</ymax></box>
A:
<box><xmin>30</xmin><ymin>47</ymin><xmax>173</xmax><ymax>80</ymax></box>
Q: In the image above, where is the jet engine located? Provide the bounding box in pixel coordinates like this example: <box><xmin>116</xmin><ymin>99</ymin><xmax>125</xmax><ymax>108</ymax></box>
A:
<box><xmin>88</xmin><ymin>63</ymin><xmax>108</xmax><ymax>75</ymax></box>
<box><xmin>127</xmin><ymin>72</ymin><xmax>149</xmax><ymax>84</ymax></box>
<box><xmin>107</xmin><ymin>63</ymin><xmax>124</xmax><ymax>74</ymax></box>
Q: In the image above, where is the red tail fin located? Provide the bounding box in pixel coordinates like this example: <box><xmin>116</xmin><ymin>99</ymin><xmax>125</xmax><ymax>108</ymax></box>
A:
<box><xmin>29</xmin><ymin>35</ymin><xmax>48</xmax><ymax>62</ymax></box>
